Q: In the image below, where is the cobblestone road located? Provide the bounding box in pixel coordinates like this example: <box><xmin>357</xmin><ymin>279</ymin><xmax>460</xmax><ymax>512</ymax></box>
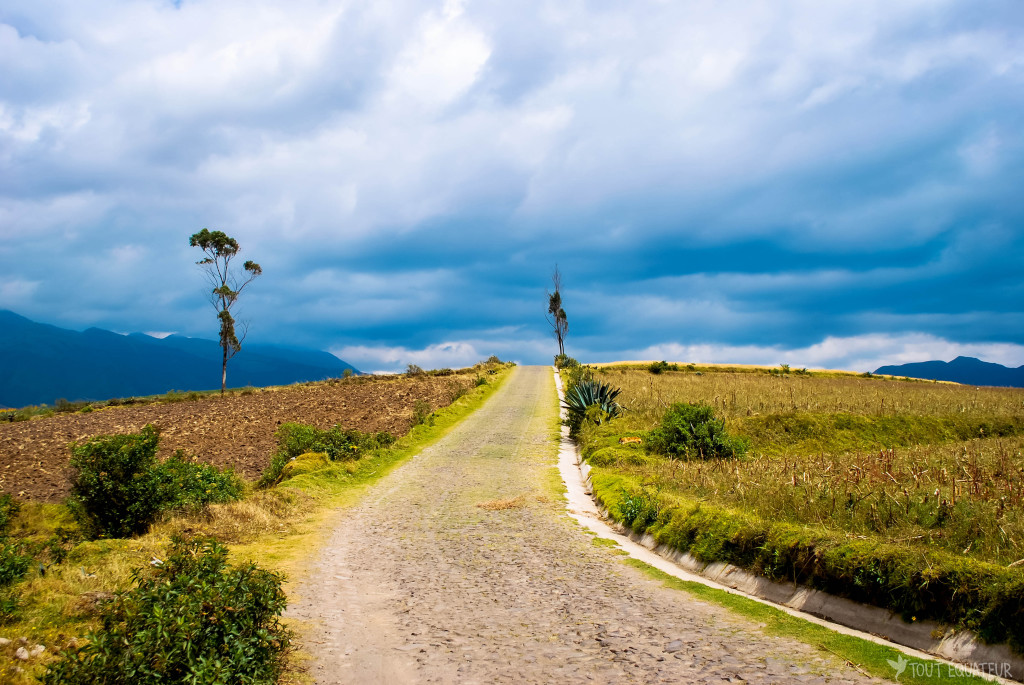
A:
<box><xmin>287</xmin><ymin>365</ymin><xmax>885</xmax><ymax>684</ymax></box>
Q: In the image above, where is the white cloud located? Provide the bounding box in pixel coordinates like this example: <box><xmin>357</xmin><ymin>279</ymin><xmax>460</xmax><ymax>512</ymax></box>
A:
<box><xmin>0</xmin><ymin>277</ymin><xmax>40</xmax><ymax>305</ymax></box>
<box><xmin>331</xmin><ymin>341</ymin><xmax>483</xmax><ymax>373</ymax></box>
<box><xmin>1</xmin><ymin>0</ymin><xmax>1020</xmax><ymax>359</ymax></box>
<box><xmin>589</xmin><ymin>334</ymin><xmax>1024</xmax><ymax>374</ymax></box>
<box><xmin>384</xmin><ymin>2</ymin><xmax>490</xmax><ymax>110</ymax></box>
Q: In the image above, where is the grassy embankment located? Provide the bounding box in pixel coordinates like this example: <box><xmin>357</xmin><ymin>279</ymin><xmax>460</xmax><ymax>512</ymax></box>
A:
<box><xmin>0</xmin><ymin>362</ymin><xmax>514</xmax><ymax>683</ymax></box>
<box><xmin>572</xmin><ymin>364</ymin><xmax>1024</xmax><ymax>654</ymax></box>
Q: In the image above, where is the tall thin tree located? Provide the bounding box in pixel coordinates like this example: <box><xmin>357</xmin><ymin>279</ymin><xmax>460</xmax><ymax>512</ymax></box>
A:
<box><xmin>546</xmin><ymin>266</ymin><xmax>568</xmax><ymax>357</ymax></box>
<box><xmin>189</xmin><ymin>229</ymin><xmax>262</xmax><ymax>394</ymax></box>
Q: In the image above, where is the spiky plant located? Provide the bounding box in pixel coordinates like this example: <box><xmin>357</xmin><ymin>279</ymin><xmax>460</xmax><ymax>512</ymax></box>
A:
<box><xmin>564</xmin><ymin>380</ymin><xmax>623</xmax><ymax>432</ymax></box>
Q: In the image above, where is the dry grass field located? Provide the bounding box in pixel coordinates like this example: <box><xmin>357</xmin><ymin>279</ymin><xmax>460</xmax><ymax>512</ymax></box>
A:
<box><xmin>584</xmin><ymin>366</ymin><xmax>1024</xmax><ymax>565</ymax></box>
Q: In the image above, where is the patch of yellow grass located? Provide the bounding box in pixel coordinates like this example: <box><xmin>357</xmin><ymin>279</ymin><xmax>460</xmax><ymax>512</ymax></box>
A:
<box><xmin>476</xmin><ymin>495</ymin><xmax>527</xmax><ymax>510</ymax></box>
<box><xmin>588</xmin><ymin>359</ymin><xmax>863</xmax><ymax>375</ymax></box>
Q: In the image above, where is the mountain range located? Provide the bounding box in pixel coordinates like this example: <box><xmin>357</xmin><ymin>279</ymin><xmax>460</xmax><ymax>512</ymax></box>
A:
<box><xmin>874</xmin><ymin>356</ymin><xmax>1024</xmax><ymax>388</ymax></box>
<box><xmin>0</xmin><ymin>310</ymin><xmax>358</xmax><ymax>407</ymax></box>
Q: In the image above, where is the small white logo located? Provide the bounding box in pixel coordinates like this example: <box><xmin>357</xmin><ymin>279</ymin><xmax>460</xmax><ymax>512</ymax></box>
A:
<box><xmin>887</xmin><ymin>655</ymin><xmax>909</xmax><ymax>680</ymax></box>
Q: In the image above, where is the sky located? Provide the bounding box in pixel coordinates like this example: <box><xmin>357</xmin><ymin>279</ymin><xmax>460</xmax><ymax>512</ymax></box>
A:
<box><xmin>2</xmin><ymin>0</ymin><xmax>1023</xmax><ymax>373</ymax></box>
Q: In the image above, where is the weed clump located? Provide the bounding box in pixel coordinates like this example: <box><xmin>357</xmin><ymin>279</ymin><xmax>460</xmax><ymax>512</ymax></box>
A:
<box><xmin>68</xmin><ymin>425</ymin><xmax>243</xmax><ymax>539</ymax></box>
<box><xmin>0</xmin><ymin>494</ymin><xmax>31</xmax><ymax>622</ymax></box>
<box><xmin>42</xmin><ymin>536</ymin><xmax>291</xmax><ymax>685</ymax></box>
<box><xmin>648</xmin><ymin>360</ymin><xmax>679</xmax><ymax>374</ymax></box>
<box><xmin>648</xmin><ymin>403</ymin><xmax>747</xmax><ymax>459</ymax></box>
<box><xmin>554</xmin><ymin>354</ymin><xmax>579</xmax><ymax>369</ymax></box>
<box><xmin>0</xmin><ymin>494</ymin><xmax>18</xmax><ymax>533</ymax></box>
<box><xmin>412</xmin><ymin>399</ymin><xmax>434</xmax><ymax>426</ymax></box>
<box><xmin>258</xmin><ymin>423</ymin><xmax>395</xmax><ymax>488</ymax></box>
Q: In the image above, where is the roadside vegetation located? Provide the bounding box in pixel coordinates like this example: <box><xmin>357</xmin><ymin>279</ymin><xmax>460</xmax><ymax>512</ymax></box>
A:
<box><xmin>0</xmin><ymin>359</ymin><xmax>513</xmax><ymax>683</ymax></box>
<box><xmin>565</xmin><ymin>363</ymin><xmax>1024</xmax><ymax>654</ymax></box>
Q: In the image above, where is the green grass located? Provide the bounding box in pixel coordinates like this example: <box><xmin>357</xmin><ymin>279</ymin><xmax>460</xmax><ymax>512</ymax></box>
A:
<box><xmin>622</xmin><ymin>557</ymin><xmax>994</xmax><ymax>685</ymax></box>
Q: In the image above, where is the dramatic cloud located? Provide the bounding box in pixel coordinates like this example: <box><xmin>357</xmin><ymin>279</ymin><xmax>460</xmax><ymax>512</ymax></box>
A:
<box><xmin>2</xmin><ymin>0</ymin><xmax>1021</xmax><ymax>371</ymax></box>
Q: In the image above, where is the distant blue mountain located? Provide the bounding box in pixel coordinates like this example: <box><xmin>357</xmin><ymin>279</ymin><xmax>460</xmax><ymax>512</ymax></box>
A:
<box><xmin>874</xmin><ymin>356</ymin><xmax>1024</xmax><ymax>388</ymax></box>
<box><xmin>0</xmin><ymin>310</ymin><xmax>358</xmax><ymax>407</ymax></box>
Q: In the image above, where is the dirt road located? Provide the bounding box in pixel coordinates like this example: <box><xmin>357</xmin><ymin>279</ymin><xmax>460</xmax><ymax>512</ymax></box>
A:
<box><xmin>287</xmin><ymin>366</ymin><xmax>883</xmax><ymax>683</ymax></box>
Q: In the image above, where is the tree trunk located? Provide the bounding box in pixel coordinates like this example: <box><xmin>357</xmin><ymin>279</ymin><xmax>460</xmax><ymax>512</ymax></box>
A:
<box><xmin>221</xmin><ymin>342</ymin><xmax>228</xmax><ymax>395</ymax></box>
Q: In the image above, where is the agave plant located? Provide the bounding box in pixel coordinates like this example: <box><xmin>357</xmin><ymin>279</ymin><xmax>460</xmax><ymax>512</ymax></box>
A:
<box><xmin>563</xmin><ymin>380</ymin><xmax>623</xmax><ymax>430</ymax></box>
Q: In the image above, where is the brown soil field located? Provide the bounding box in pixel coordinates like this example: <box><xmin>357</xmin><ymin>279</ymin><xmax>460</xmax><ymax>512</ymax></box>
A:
<box><xmin>0</xmin><ymin>373</ymin><xmax>476</xmax><ymax>503</ymax></box>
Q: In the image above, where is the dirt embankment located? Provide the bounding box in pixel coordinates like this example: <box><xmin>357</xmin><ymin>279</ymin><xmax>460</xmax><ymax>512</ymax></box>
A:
<box><xmin>0</xmin><ymin>374</ymin><xmax>474</xmax><ymax>502</ymax></box>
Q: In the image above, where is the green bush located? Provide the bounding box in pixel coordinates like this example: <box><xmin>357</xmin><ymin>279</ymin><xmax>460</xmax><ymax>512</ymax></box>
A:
<box><xmin>648</xmin><ymin>360</ymin><xmax>679</xmax><ymax>374</ymax></box>
<box><xmin>647</xmin><ymin>403</ymin><xmax>747</xmax><ymax>459</ymax></box>
<box><xmin>0</xmin><ymin>541</ymin><xmax>30</xmax><ymax>590</ymax></box>
<box><xmin>258</xmin><ymin>423</ymin><xmax>394</xmax><ymax>488</ymax></box>
<box><xmin>0</xmin><ymin>493</ymin><xmax>18</xmax><ymax>534</ymax></box>
<box><xmin>68</xmin><ymin>426</ymin><xmax>165</xmax><ymax>538</ymax></box>
<box><xmin>412</xmin><ymin>399</ymin><xmax>433</xmax><ymax>426</ymax></box>
<box><xmin>42</xmin><ymin>536</ymin><xmax>291</xmax><ymax>684</ymax></box>
<box><xmin>155</xmin><ymin>452</ymin><xmax>245</xmax><ymax>510</ymax></box>
<box><xmin>0</xmin><ymin>494</ymin><xmax>30</xmax><ymax>623</ymax></box>
<box><xmin>68</xmin><ymin>426</ymin><xmax>243</xmax><ymax>538</ymax></box>
<box><xmin>554</xmin><ymin>354</ymin><xmax>579</xmax><ymax>369</ymax></box>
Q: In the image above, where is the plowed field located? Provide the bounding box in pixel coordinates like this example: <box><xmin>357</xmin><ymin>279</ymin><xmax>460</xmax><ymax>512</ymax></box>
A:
<box><xmin>0</xmin><ymin>374</ymin><xmax>476</xmax><ymax>502</ymax></box>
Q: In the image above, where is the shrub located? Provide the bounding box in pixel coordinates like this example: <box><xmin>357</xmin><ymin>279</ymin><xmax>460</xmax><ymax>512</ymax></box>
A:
<box><xmin>554</xmin><ymin>354</ymin><xmax>579</xmax><ymax>369</ymax></box>
<box><xmin>647</xmin><ymin>403</ymin><xmax>747</xmax><ymax>459</ymax></box>
<box><xmin>68</xmin><ymin>426</ymin><xmax>244</xmax><ymax>538</ymax></box>
<box><xmin>272</xmin><ymin>423</ymin><xmax>374</xmax><ymax>461</ymax></box>
<box><xmin>55</xmin><ymin>398</ymin><xmax>89</xmax><ymax>413</ymax></box>
<box><xmin>561</xmin><ymin>363</ymin><xmax>593</xmax><ymax>390</ymax></box>
<box><xmin>155</xmin><ymin>452</ymin><xmax>245</xmax><ymax>510</ymax></box>
<box><xmin>412</xmin><ymin>399</ymin><xmax>433</xmax><ymax>426</ymax></box>
<box><xmin>474</xmin><ymin>375</ymin><xmax>488</xmax><ymax>387</ymax></box>
<box><xmin>648</xmin><ymin>360</ymin><xmax>679</xmax><ymax>375</ymax></box>
<box><xmin>486</xmin><ymin>355</ymin><xmax>502</xmax><ymax>364</ymax></box>
<box><xmin>0</xmin><ymin>493</ymin><xmax>18</xmax><ymax>534</ymax></box>
<box><xmin>68</xmin><ymin>426</ymin><xmax>165</xmax><ymax>538</ymax></box>
<box><xmin>0</xmin><ymin>541</ymin><xmax>30</xmax><ymax>590</ymax></box>
<box><xmin>407</xmin><ymin>364</ymin><xmax>425</xmax><ymax>376</ymax></box>
<box><xmin>258</xmin><ymin>423</ymin><xmax>394</xmax><ymax>487</ymax></box>
<box><xmin>42</xmin><ymin>536</ymin><xmax>291</xmax><ymax>684</ymax></box>
<box><xmin>0</xmin><ymin>494</ymin><xmax>30</xmax><ymax>623</ymax></box>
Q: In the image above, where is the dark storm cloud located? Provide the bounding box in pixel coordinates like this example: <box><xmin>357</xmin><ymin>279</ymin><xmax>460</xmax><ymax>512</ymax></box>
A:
<box><xmin>2</xmin><ymin>0</ymin><xmax>1022</xmax><ymax>372</ymax></box>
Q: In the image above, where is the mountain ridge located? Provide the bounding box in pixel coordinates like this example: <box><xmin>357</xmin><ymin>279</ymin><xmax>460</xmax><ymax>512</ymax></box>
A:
<box><xmin>874</xmin><ymin>356</ymin><xmax>1024</xmax><ymax>388</ymax></box>
<box><xmin>0</xmin><ymin>310</ymin><xmax>358</xmax><ymax>407</ymax></box>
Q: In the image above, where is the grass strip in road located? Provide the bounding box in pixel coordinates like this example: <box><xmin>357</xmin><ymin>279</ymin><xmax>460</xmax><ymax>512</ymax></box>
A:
<box><xmin>622</xmin><ymin>557</ymin><xmax>995</xmax><ymax>685</ymax></box>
